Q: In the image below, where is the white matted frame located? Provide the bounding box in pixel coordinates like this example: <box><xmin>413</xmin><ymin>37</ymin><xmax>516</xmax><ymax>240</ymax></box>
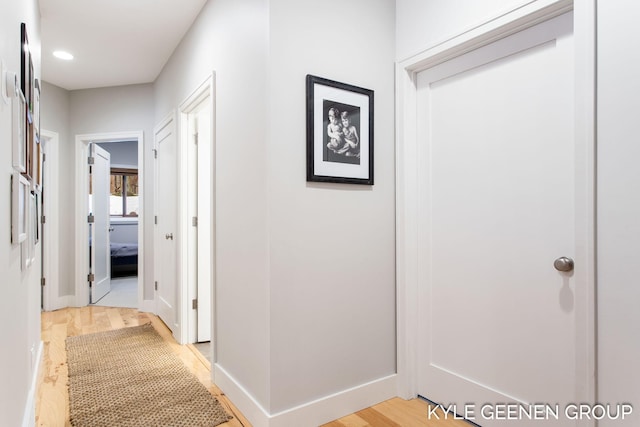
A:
<box><xmin>394</xmin><ymin>0</ymin><xmax>596</xmax><ymax>415</ymax></box>
<box><xmin>11</xmin><ymin>172</ymin><xmax>29</xmax><ymax>245</ymax></box>
<box><xmin>74</xmin><ymin>131</ymin><xmax>145</xmax><ymax>307</ymax></box>
<box><xmin>12</xmin><ymin>89</ymin><xmax>27</xmax><ymax>173</ymax></box>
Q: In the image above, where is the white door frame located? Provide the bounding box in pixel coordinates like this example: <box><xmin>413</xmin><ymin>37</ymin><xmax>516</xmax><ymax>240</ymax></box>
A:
<box><xmin>74</xmin><ymin>131</ymin><xmax>145</xmax><ymax>307</ymax></box>
<box><xmin>178</xmin><ymin>73</ymin><xmax>216</xmax><ymax>346</ymax></box>
<box><xmin>395</xmin><ymin>0</ymin><xmax>596</xmax><ymax>409</ymax></box>
<box><xmin>40</xmin><ymin>129</ymin><xmax>65</xmax><ymax>311</ymax></box>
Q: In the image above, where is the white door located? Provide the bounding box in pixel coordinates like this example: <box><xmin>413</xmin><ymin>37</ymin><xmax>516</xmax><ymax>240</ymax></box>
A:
<box><xmin>195</xmin><ymin>103</ymin><xmax>212</xmax><ymax>342</ymax></box>
<box><xmin>90</xmin><ymin>144</ymin><xmax>111</xmax><ymax>303</ymax></box>
<box><xmin>185</xmin><ymin>94</ymin><xmax>213</xmax><ymax>344</ymax></box>
<box><xmin>416</xmin><ymin>12</ymin><xmax>590</xmax><ymax>426</ymax></box>
<box><xmin>155</xmin><ymin>116</ymin><xmax>178</xmax><ymax>334</ymax></box>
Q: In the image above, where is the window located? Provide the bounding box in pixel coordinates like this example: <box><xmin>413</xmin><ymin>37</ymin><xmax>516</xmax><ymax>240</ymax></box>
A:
<box><xmin>110</xmin><ymin>168</ymin><xmax>138</xmax><ymax>217</ymax></box>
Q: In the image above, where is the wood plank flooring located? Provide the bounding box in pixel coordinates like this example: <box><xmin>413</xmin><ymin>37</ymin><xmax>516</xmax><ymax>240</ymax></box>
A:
<box><xmin>36</xmin><ymin>306</ymin><xmax>250</xmax><ymax>427</ymax></box>
<box><xmin>36</xmin><ymin>307</ymin><xmax>470</xmax><ymax>427</ymax></box>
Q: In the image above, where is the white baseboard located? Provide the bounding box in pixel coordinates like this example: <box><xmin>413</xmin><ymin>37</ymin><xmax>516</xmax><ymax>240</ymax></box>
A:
<box><xmin>214</xmin><ymin>364</ymin><xmax>397</xmax><ymax>427</ymax></box>
<box><xmin>138</xmin><ymin>298</ymin><xmax>155</xmax><ymax>314</ymax></box>
<box><xmin>22</xmin><ymin>341</ymin><xmax>43</xmax><ymax>427</ymax></box>
<box><xmin>55</xmin><ymin>295</ymin><xmax>76</xmax><ymax>310</ymax></box>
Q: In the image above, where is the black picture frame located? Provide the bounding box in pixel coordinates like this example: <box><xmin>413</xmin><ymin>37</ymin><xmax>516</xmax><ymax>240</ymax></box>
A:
<box><xmin>306</xmin><ymin>75</ymin><xmax>374</xmax><ymax>185</ymax></box>
<box><xmin>20</xmin><ymin>22</ymin><xmax>34</xmax><ymax>181</ymax></box>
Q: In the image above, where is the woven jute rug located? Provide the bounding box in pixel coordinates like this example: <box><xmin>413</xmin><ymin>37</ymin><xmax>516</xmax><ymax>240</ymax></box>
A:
<box><xmin>66</xmin><ymin>323</ymin><xmax>232</xmax><ymax>427</ymax></box>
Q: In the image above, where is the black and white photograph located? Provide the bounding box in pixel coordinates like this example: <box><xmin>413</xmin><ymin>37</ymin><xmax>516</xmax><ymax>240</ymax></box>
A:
<box><xmin>323</xmin><ymin>100</ymin><xmax>361</xmax><ymax>165</ymax></box>
<box><xmin>306</xmin><ymin>75</ymin><xmax>373</xmax><ymax>185</ymax></box>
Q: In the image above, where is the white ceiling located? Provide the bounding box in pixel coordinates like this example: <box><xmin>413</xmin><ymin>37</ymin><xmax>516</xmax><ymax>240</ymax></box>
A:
<box><xmin>40</xmin><ymin>0</ymin><xmax>208</xmax><ymax>91</ymax></box>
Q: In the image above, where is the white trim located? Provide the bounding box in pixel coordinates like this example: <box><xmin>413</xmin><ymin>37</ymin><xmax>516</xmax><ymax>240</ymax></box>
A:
<box><xmin>177</xmin><ymin>73</ymin><xmax>216</xmax><ymax>346</ymax></box>
<box><xmin>74</xmin><ymin>131</ymin><xmax>145</xmax><ymax>308</ymax></box>
<box><xmin>573</xmin><ymin>1</ymin><xmax>597</xmax><ymax>418</ymax></box>
<box><xmin>214</xmin><ymin>364</ymin><xmax>396</xmax><ymax>427</ymax></box>
<box><xmin>399</xmin><ymin>0</ymin><xmax>573</xmax><ymax>70</ymax></box>
<box><xmin>40</xmin><ymin>130</ymin><xmax>61</xmax><ymax>311</ymax></box>
<box><xmin>152</xmin><ymin>111</ymin><xmax>180</xmax><ymax>340</ymax></box>
<box><xmin>21</xmin><ymin>341</ymin><xmax>43</xmax><ymax>427</ymax></box>
<box><xmin>395</xmin><ymin>0</ymin><xmax>596</xmax><ymax>415</ymax></box>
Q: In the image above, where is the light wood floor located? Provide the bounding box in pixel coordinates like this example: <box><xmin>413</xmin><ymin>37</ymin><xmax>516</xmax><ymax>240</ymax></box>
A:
<box><xmin>36</xmin><ymin>306</ymin><xmax>469</xmax><ymax>427</ymax></box>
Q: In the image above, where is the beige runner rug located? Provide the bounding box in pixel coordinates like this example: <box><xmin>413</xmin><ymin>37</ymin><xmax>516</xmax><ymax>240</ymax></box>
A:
<box><xmin>66</xmin><ymin>323</ymin><xmax>232</xmax><ymax>427</ymax></box>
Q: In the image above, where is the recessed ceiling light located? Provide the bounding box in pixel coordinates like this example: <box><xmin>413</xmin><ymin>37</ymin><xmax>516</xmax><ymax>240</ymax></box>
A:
<box><xmin>53</xmin><ymin>50</ymin><xmax>74</xmax><ymax>60</ymax></box>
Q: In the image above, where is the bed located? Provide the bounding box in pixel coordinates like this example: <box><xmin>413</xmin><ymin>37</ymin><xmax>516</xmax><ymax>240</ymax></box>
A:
<box><xmin>110</xmin><ymin>242</ymin><xmax>138</xmax><ymax>277</ymax></box>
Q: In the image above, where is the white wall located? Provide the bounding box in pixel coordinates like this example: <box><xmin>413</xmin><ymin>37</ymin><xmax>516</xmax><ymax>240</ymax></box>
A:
<box><xmin>98</xmin><ymin>141</ymin><xmax>138</xmax><ymax>168</ymax></box>
<box><xmin>396</xmin><ymin>0</ymin><xmax>529</xmax><ymax>60</ymax></box>
<box><xmin>155</xmin><ymin>0</ymin><xmax>271</xmax><ymax>410</ymax></box>
<box><xmin>0</xmin><ymin>0</ymin><xmax>43</xmax><ymax>425</ymax></box>
<box><xmin>155</xmin><ymin>0</ymin><xmax>396</xmax><ymax>423</ymax></box>
<box><xmin>110</xmin><ymin>221</ymin><xmax>138</xmax><ymax>245</ymax></box>
<box><xmin>597</xmin><ymin>1</ymin><xmax>640</xmax><ymax>425</ymax></box>
<box><xmin>267</xmin><ymin>0</ymin><xmax>396</xmax><ymax>414</ymax></box>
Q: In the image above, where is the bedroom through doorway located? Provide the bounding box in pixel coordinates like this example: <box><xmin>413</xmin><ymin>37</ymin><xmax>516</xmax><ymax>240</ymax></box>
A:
<box><xmin>91</xmin><ymin>139</ymin><xmax>140</xmax><ymax>308</ymax></box>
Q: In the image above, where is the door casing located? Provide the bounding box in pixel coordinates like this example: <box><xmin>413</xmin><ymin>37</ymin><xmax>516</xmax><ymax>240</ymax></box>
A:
<box><xmin>394</xmin><ymin>0</ymin><xmax>596</xmax><ymax>413</ymax></box>
<box><xmin>178</xmin><ymin>73</ymin><xmax>216</xmax><ymax>346</ymax></box>
<box><xmin>74</xmin><ymin>131</ymin><xmax>145</xmax><ymax>308</ymax></box>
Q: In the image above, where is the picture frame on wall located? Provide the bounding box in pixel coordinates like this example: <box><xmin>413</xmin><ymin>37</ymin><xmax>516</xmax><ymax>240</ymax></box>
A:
<box><xmin>21</xmin><ymin>22</ymin><xmax>34</xmax><ymax>180</ymax></box>
<box><xmin>306</xmin><ymin>74</ymin><xmax>374</xmax><ymax>185</ymax></box>
<box><xmin>12</xmin><ymin>89</ymin><xmax>27</xmax><ymax>173</ymax></box>
<box><xmin>20</xmin><ymin>23</ymin><xmax>31</xmax><ymax>113</ymax></box>
<box><xmin>11</xmin><ymin>172</ymin><xmax>29</xmax><ymax>245</ymax></box>
<box><xmin>34</xmin><ymin>189</ymin><xmax>40</xmax><ymax>244</ymax></box>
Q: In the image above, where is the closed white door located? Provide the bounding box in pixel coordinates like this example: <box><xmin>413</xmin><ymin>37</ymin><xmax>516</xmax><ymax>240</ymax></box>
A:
<box><xmin>417</xmin><ymin>12</ymin><xmax>591</xmax><ymax>426</ymax></box>
<box><xmin>90</xmin><ymin>144</ymin><xmax>111</xmax><ymax>303</ymax></box>
<box><xmin>154</xmin><ymin>116</ymin><xmax>178</xmax><ymax>334</ymax></box>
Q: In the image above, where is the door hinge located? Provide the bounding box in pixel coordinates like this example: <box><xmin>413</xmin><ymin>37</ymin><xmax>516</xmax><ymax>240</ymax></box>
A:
<box><xmin>153</xmin><ymin>149</ymin><xmax>158</xmax><ymax>159</ymax></box>
<box><xmin>88</xmin><ymin>156</ymin><xmax>95</xmax><ymax>165</ymax></box>
<box><xmin>43</xmin><ymin>153</ymin><xmax>46</xmax><ymax>162</ymax></box>
<box><xmin>194</xmin><ymin>133</ymin><xmax>199</xmax><ymax>145</ymax></box>
<box><xmin>192</xmin><ymin>216</ymin><xmax>198</xmax><ymax>227</ymax></box>
<box><xmin>155</xmin><ymin>281</ymin><xmax>158</xmax><ymax>291</ymax></box>
<box><xmin>87</xmin><ymin>214</ymin><xmax>95</xmax><ymax>223</ymax></box>
<box><xmin>88</xmin><ymin>273</ymin><xmax>95</xmax><ymax>282</ymax></box>
<box><xmin>41</xmin><ymin>277</ymin><xmax>46</xmax><ymax>287</ymax></box>
<box><xmin>41</xmin><ymin>215</ymin><xmax>46</xmax><ymax>224</ymax></box>
<box><xmin>192</xmin><ymin>299</ymin><xmax>198</xmax><ymax>310</ymax></box>
<box><xmin>155</xmin><ymin>215</ymin><xmax>158</xmax><ymax>225</ymax></box>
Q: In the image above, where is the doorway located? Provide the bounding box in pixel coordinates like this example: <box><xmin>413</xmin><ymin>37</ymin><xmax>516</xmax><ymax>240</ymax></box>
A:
<box><xmin>180</xmin><ymin>75</ymin><xmax>215</xmax><ymax>346</ymax></box>
<box><xmin>40</xmin><ymin>130</ymin><xmax>61</xmax><ymax>311</ymax></box>
<box><xmin>396</xmin><ymin>2</ymin><xmax>596</xmax><ymax>426</ymax></box>
<box><xmin>92</xmin><ymin>140</ymin><xmax>141</xmax><ymax>307</ymax></box>
<box><xmin>74</xmin><ymin>131</ymin><xmax>145</xmax><ymax>308</ymax></box>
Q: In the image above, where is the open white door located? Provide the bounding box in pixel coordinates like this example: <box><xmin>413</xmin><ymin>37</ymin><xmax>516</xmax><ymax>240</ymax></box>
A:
<box><xmin>195</xmin><ymin>103</ymin><xmax>212</xmax><ymax>343</ymax></box>
<box><xmin>89</xmin><ymin>143</ymin><xmax>111</xmax><ymax>303</ymax></box>
<box><xmin>182</xmin><ymin>81</ymin><xmax>214</xmax><ymax>344</ymax></box>
<box><xmin>154</xmin><ymin>115</ymin><xmax>178</xmax><ymax>335</ymax></box>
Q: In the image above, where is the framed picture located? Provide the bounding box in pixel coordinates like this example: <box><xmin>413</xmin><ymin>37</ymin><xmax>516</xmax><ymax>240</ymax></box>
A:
<box><xmin>21</xmin><ymin>23</ymin><xmax>34</xmax><ymax>180</ymax></box>
<box><xmin>11</xmin><ymin>172</ymin><xmax>29</xmax><ymax>245</ymax></box>
<box><xmin>12</xmin><ymin>89</ymin><xmax>26</xmax><ymax>173</ymax></box>
<box><xmin>306</xmin><ymin>75</ymin><xmax>374</xmax><ymax>185</ymax></box>
<box><xmin>34</xmin><ymin>78</ymin><xmax>40</xmax><ymax>137</ymax></box>
<box><xmin>20</xmin><ymin>23</ymin><xmax>31</xmax><ymax>113</ymax></box>
<box><xmin>34</xmin><ymin>189</ymin><xmax>40</xmax><ymax>244</ymax></box>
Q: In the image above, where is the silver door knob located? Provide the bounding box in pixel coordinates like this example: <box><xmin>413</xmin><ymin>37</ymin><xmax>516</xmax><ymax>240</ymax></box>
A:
<box><xmin>165</xmin><ymin>233</ymin><xmax>173</xmax><ymax>240</ymax></box>
<box><xmin>554</xmin><ymin>256</ymin><xmax>574</xmax><ymax>272</ymax></box>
